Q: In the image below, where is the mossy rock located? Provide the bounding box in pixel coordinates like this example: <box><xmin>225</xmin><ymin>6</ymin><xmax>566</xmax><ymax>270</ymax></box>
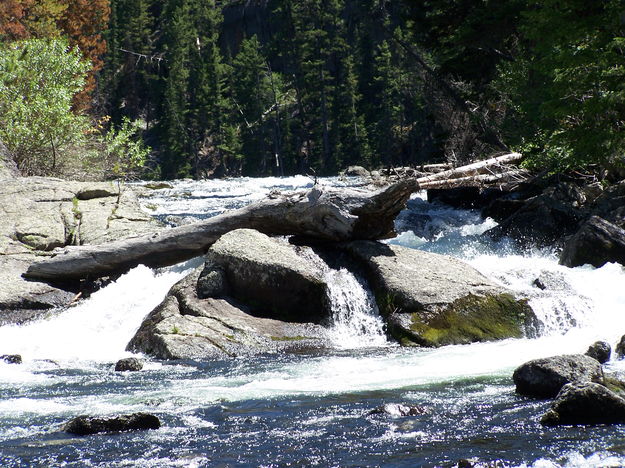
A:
<box><xmin>144</xmin><ymin>182</ymin><xmax>173</xmax><ymax>190</ymax></box>
<box><xmin>388</xmin><ymin>293</ymin><xmax>536</xmax><ymax>347</ymax></box>
<box><xmin>604</xmin><ymin>376</ymin><xmax>625</xmax><ymax>397</ymax></box>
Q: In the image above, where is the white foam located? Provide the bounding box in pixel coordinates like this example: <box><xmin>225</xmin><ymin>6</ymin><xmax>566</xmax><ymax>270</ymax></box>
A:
<box><xmin>0</xmin><ymin>262</ymin><xmax>194</xmax><ymax>363</ymax></box>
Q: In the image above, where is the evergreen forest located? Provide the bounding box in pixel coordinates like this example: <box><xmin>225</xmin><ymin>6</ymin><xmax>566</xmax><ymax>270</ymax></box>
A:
<box><xmin>0</xmin><ymin>0</ymin><xmax>623</xmax><ymax>179</ymax></box>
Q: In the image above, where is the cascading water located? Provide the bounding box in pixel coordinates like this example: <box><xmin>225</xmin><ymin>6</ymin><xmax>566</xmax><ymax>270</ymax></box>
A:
<box><xmin>324</xmin><ymin>267</ymin><xmax>388</xmax><ymax>348</ymax></box>
<box><xmin>1</xmin><ymin>177</ymin><xmax>625</xmax><ymax>468</ymax></box>
<box><xmin>287</xmin><ymin>241</ymin><xmax>388</xmax><ymax>348</ymax></box>
<box><xmin>0</xmin><ymin>260</ymin><xmax>198</xmax><ymax>363</ymax></box>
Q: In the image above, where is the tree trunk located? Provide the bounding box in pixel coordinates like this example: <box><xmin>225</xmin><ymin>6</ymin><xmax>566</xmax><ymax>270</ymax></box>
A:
<box><xmin>25</xmin><ymin>180</ymin><xmax>416</xmax><ymax>281</ymax></box>
<box><xmin>415</xmin><ymin>152</ymin><xmax>523</xmax><ymax>185</ymax></box>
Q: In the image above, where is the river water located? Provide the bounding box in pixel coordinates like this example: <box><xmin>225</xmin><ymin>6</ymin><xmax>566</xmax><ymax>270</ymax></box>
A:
<box><xmin>1</xmin><ymin>176</ymin><xmax>625</xmax><ymax>467</ymax></box>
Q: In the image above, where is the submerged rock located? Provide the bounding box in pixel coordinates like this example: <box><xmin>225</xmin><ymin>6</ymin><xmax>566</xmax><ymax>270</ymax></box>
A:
<box><xmin>585</xmin><ymin>341</ymin><xmax>611</xmax><ymax>364</ymax></box>
<box><xmin>206</xmin><ymin>229</ymin><xmax>330</xmax><ymax>323</ymax></box>
<box><xmin>115</xmin><ymin>357</ymin><xmax>143</xmax><ymax>372</ymax></box>
<box><xmin>63</xmin><ymin>412</ymin><xmax>161</xmax><ymax>435</ymax></box>
<box><xmin>560</xmin><ymin>216</ymin><xmax>625</xmax><ymax>268</ymax></box>
<box><xmin>541</xmin><ymin>382</ymin><xmax>625</xmax><ymax>426</ymax></box>
<box><xmin>513</xmin><ymin>354</ymin><xmax>604</xmax><ymax>398</ymax></box>
<box><xmin>127</xmin><ymin>266</ymin><xmax>330</xmax><ymax>360</ymax></box>
<box><xmin>342</xmin><ymin>241</ymin><xmax>537</xmax><ymax>347</ymax></box>
<box><xmin>368</xmin><ymin>403</ymin><xmax>426</xmax><ymax>417</ymax></box>
<box><xmin>1</xmin><ymin>354</ymin><xmax>22</xmax><ymax>364</ymax></box>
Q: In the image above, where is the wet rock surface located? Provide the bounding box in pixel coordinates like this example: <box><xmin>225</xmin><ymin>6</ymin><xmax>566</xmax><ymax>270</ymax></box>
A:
<box><xmin>560</xmin><ymin>216</ymin><xmax>625</xmax><ymax>268</ymax></box>
<box><xmin>342</xmin><ymin>241</ymin><xmax>537</xmax><ymax>347</ymax></box>
<box><xmin>115</xmin><ymin>357</ymin><xmax>144</xmax><ymax>372</ymax></box>
<box><xmin>617</xmin><ymin>335</ymin><xmax>625</xmax><ymax>359</ymax></box>
<box><xmin>63</xmin><ymin>412</ymin><xmax>161</xmax><ymax>435</ymax></box>
<box><xmin>1</xmin><ymin>354</ymin><xmax>22</xmax><ymax>364</ymax></box>
<box><xmin>485</xmin><ymin>182</ymin><xmax>584</xmax><ymax>247</ymax></box>
<box><xmin>368</xmin><ymin>403</ymin><xmax>427</xmax><ymax>417</ymax></box>
<box><xmin>127</xmin><ymin>266</ymin><xmax>330</xmax><ymax>360</ymax></box>
<box><xmin>585</xmin><ymin>341</ymin><xmax>611</xmax><ymax>364</ymax></box>
<box><xmin>513</xmin><ymin>354</ymin><xmax>604</xmax><ymax>398</ymax></box>
<box><xmin>541</xmin><ymin>382</ymin><xmax>625</xmax><ymax>426</ymax></box>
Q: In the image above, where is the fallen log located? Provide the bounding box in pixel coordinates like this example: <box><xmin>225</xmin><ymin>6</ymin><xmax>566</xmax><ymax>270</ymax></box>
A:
<box><xmin>414</xmin><ymin>152</ymin><xmax>523</xmax><ymax>185</ymax></box>
<box><xmin>24</xmin><ymin>180</ymin><xmax>416</xmax><ymax>281</ymax></box>
<box><xmin>417</xmin><ymin>169</ymin><xmax>531</xmax><ymax>190</ymax></box>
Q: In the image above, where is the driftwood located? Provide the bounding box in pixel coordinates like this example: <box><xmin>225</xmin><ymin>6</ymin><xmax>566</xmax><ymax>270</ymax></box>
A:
<box><xmin>417</xmin><ymin>169</ymin><xmax>531</xmax><ymax>190</ymax></box>
<box><xmin>414</xmin><ymin>152</ymin><xmax>523</xmax><ymax>186</ymax></box>
<box><xmin>24</xmin><ymin>180</ymin><xmax>416</xmax><ymax>281</ymax></box>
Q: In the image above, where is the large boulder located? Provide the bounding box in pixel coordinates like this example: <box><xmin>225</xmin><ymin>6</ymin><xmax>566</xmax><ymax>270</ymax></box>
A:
<box><xmin>206</xmin><ymin>229</ymin><xmax>330</xmax><ymax>323</ymax></box>
<box><xmin>486</xmin><ymin>182</ymin><xmax>585</xmax><ymax>247</ymax></box>
<box><xmin>589</xmin><ymin>180</ymin><xmax>625</xmax><ymax>226</ymax></box>
<box><xmin>560</xmin><ymin>216</ymin><xmax>625</xmax><ymax>268</ymax></box>
<box><xmin>0</xmin><ymin>178</ymin><xmax>161</xmax><ymax>324</ymax></box>
<box><xmin>127</xmin><ymin>266</ymin><xmax>330</xmax><ymax>360</ymax></box>
<box><xmin>342</xmin><ymin>241</ymin><xmax>537</xmax><ymax>347</ymax></box>
<box><xmin>513</xmin><ymin>354</ymin><xmax>604</xmax><ymax>398</ymax></box>
<box><xmin>0</xmin><ymin>256</ymin><xmax>76</xmax><ymax>325</ymax></box>
<box><xmin>541</xmin><ymin>382</ymin><xmax>625</xmax><ymax>426</ymax></box>
<box><xmin>63</xmin><ymin>412</ymin><xmax>160</xmax><ymax>435</ymax></box>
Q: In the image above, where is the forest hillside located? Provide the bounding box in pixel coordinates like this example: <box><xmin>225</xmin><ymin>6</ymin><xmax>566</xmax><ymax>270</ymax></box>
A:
<box><xmin>0</xmin><ymin>0</ymin><xmax>623</xmax><ymax>180</ymax></box>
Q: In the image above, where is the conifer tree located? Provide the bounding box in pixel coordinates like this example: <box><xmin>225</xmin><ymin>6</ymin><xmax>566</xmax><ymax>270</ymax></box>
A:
<box><xmin>159</xmin><ymin>0</ymin><xmax>193</xmax><ymax>178</ymax></box>
<box><xmin>232</xmin><ymin>35</ymin><xmax>273</xmax><ymax>174</ymax></box>
<box><xmin>187</xmin><ymin>0</ymin><xmax>240</xmax><ymax>177</ymax></box>
<box><xmin>105</xmin><ymin>0</ymin><xmax>155</xmax><ymax>122</ymax></box>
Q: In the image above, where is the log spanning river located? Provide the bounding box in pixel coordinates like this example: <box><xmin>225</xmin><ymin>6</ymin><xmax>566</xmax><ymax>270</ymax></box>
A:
<box><xmin>1</xmin><ymin>176</ymin><xmax>625</xmax><ymax>467</ymax></box>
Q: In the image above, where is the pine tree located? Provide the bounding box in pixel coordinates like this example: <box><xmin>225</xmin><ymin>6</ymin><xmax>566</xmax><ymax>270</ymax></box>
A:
<box><xmin>332</xmin><ymin>52</ymin><xmax>371</xmax><ymax>168</ymax></box>
<box><xmin>105</xmin><ymin>0</ymin><xmax>155</xmax><ymax>122</ymax></box>
<box><xmin>232</xmin><ymin>35</ymin><xmax>273</xmax><ymax>174</ymax></box>
<box><xmin>187</xmin><ymin>0</ymin><xmax>240</xmax><ymax>177</ymax></box>
<box><xmin>159</xmin><ymin>0</ymin><xmax>193</xmax><ymax>178</ymax></box>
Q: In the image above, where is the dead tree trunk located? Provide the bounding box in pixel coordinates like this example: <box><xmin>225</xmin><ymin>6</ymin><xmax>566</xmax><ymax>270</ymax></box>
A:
<box><xmin>25</xmin><ymin>180</ymin><xmax>416</xmax><ymax>281</ymax></box>
<box><xmin>414</xmin><ymin>152</ymin><xmax>523</xmax><ymax>186</ymax></box>
<box><xmin>417</xmin><ymin>169</ymin><xmax>530</xmax><ymax>190</ymax></box>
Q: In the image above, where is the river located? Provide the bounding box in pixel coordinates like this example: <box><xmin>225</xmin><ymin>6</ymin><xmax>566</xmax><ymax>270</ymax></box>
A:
<box><xmin>1</xmin><ymin>176</ymin><xmax>624</xmax><ymax>467</ymax></box>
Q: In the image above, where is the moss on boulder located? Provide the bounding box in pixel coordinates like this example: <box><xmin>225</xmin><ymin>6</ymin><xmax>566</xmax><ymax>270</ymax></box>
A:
<box><xmin>342</xmin><ymin>241</ymin><xmax>538</xmax><ymax>347</ymax></box>
<box><xmin>389</xmin><ymin>293</ymin><xmax>534</xmax><ymax>347</ymax></box>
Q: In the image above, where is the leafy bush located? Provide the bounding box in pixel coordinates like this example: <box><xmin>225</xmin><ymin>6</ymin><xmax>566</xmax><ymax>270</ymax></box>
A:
<box><xmin>0</xmin><ymin>38</ymin><xmax>90</xmax><ymax>175</ymax></box>
<box><xmin>101</xmin><ymin>117</ymin><xmax>150</xmax><ymax>180</ymax></box>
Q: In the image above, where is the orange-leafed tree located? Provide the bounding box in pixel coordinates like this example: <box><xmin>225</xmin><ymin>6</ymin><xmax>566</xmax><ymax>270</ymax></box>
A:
<box><xmin>0</xmin><ymin>0</ymin><xmax>69</xmax><ymax>40</ymax></box>
<box><xmin>59</xmin><ymin>0</ymin><xmax>111</xmax><ymax>111</ymax></box>
<box><xmin>0</xmin><ymin>0</ymin><xmax>34</xmax><ymax>40</ymax></box>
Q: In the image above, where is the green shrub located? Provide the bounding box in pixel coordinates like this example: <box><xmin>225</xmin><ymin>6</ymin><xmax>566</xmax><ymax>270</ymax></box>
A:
<box><xmin>0</xmin><ymin>38</ymin><xmax>90</xmax><ymax>175</ymax></box>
